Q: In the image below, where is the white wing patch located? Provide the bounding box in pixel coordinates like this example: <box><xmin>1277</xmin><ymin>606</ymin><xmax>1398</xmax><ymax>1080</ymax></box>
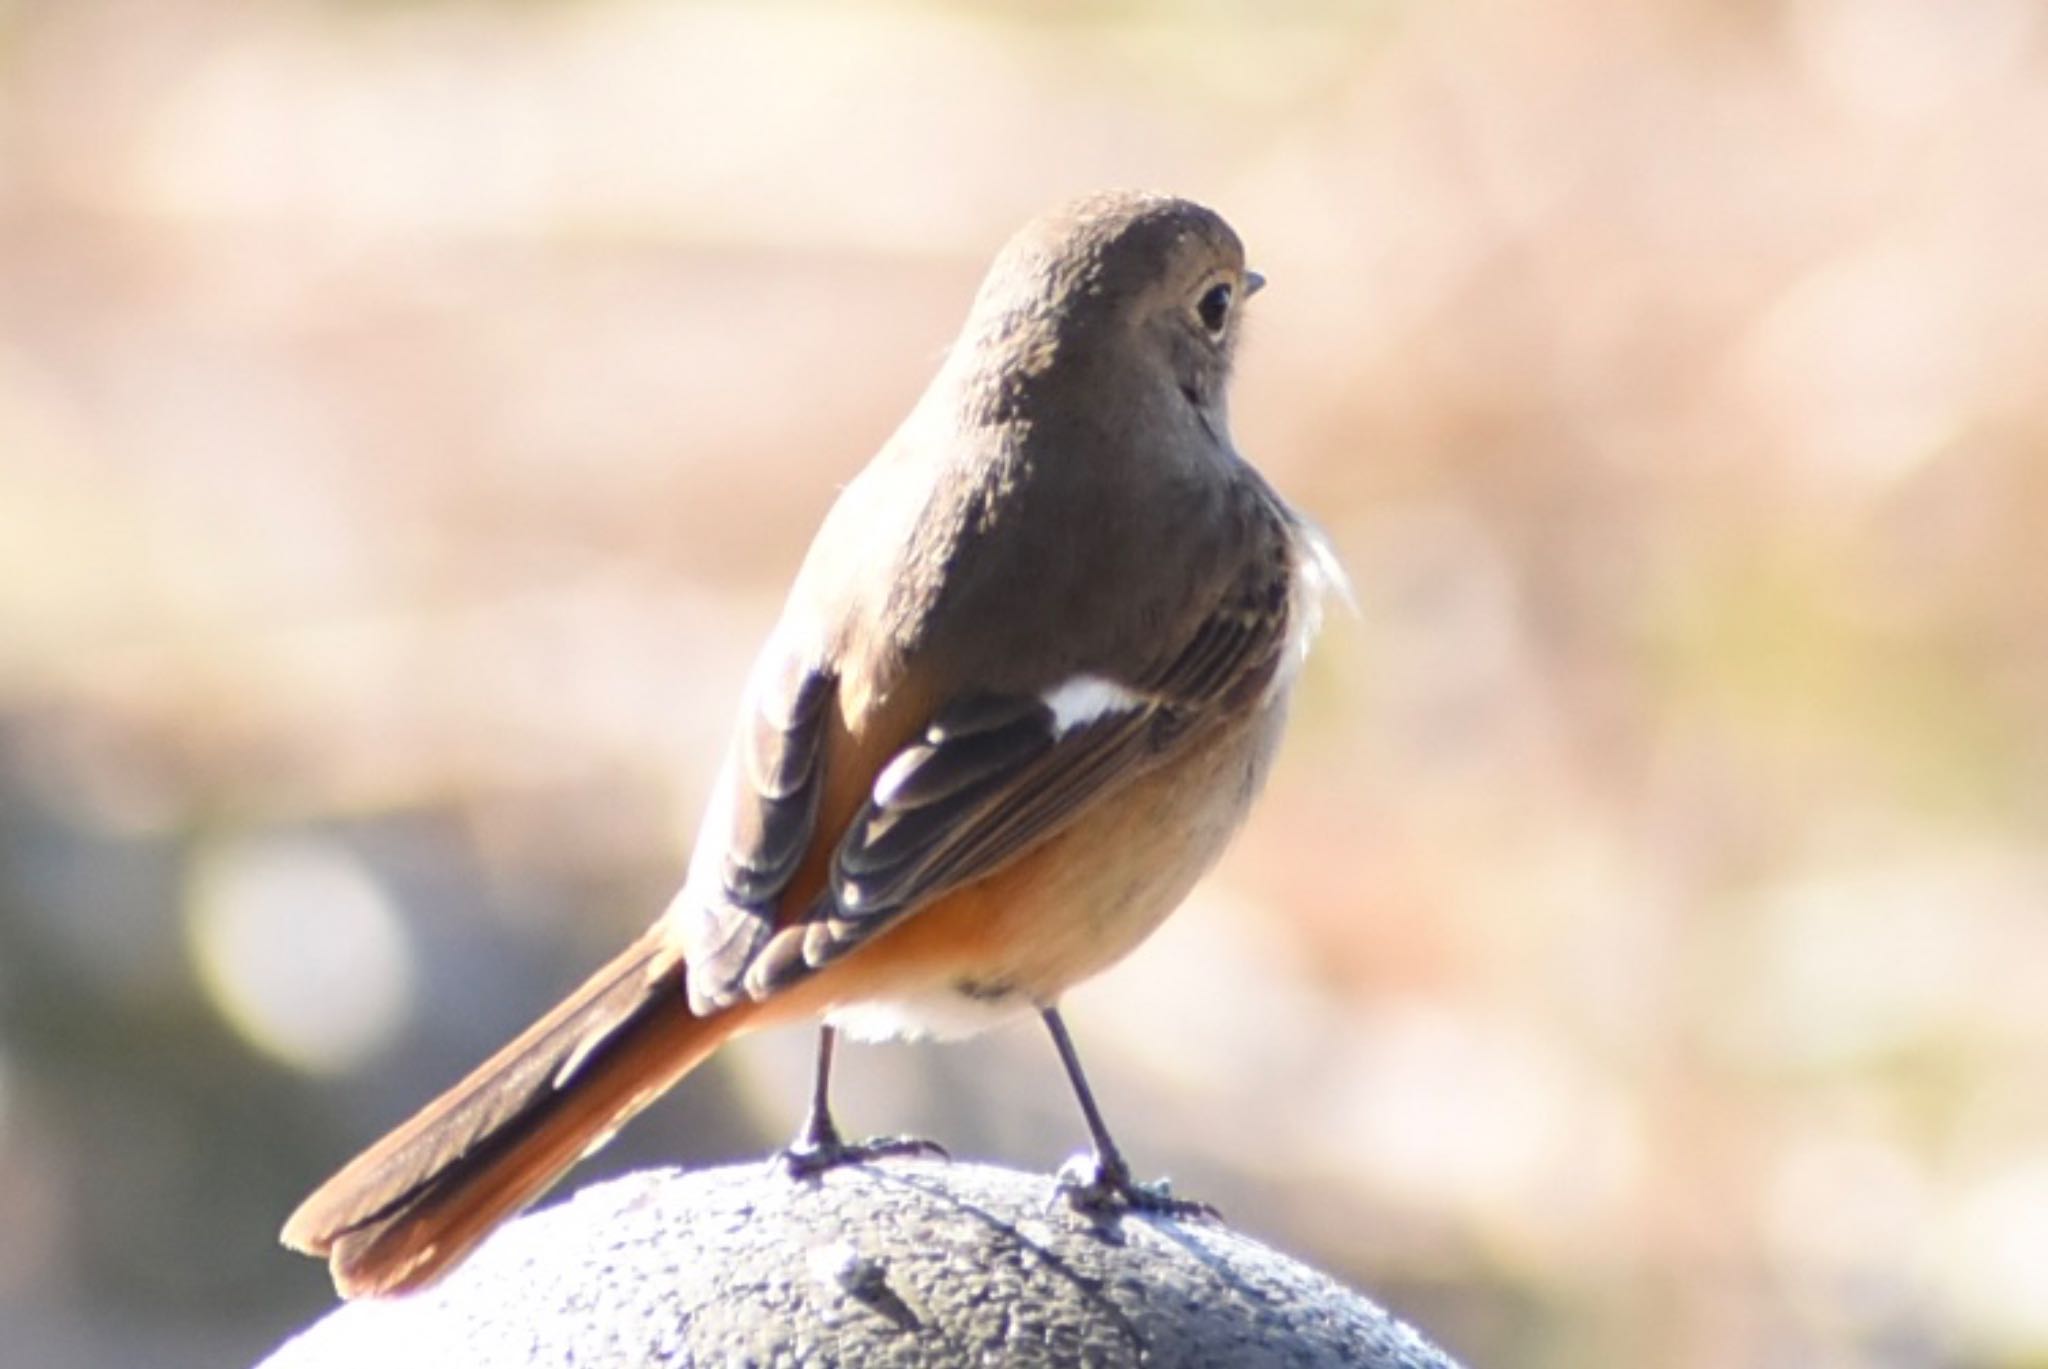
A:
<box><xmin>1042</xmin><ymin>674</ymin><xmax>1148</xmax><ymax>735</ymax></box>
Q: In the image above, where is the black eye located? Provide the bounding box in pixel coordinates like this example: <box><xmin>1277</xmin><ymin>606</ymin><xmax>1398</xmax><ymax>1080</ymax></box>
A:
<box><xmin>1196</xmin><ymin>282</ymin><xmax>1232</xmax><ymax>335</ymax></box>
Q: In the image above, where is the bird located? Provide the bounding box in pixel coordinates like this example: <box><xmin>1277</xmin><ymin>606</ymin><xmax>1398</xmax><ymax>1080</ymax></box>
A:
<box><xmin>282</xmin><ymin>190</ymin><xmax>1340</xmax><ymax>1299</ymax></box>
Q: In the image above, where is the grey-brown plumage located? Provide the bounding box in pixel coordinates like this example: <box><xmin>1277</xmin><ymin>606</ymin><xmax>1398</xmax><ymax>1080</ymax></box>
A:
<box><xmin>680</xmin><ymin>191</ymin><xmax>1308</xmax><ymax>1012</ymax></box>
<box><xmin>283</xmin><ymin>191</ymin><xmax>1335</xmax><ymax>1299</ymax></box>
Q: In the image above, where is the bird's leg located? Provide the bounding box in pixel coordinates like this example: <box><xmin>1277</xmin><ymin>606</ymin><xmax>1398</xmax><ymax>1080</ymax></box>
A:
<box><xmin>1042</xmin><ymin>1006</ymin><xmax>1216</xmax><ymax>1219</ymax></box>
<box><xmin>792</xmin><ymin>1022</ymin><xmax>848</xmax><ymax>1154</ymax></box>
<box><xmin>778</xmin><ymin>1025</ymin><xmax>948</xmax><ymax>1177</ymax></box>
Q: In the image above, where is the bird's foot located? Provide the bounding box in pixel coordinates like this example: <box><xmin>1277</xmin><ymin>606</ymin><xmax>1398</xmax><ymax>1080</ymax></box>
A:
<box><xmin>1051</xmin><ymin>1151</ymin><xmax>1217</xmax><ymax>1221</ymax></box>
<box><xmin>777</xmin><ymin>1120</ymin><xmax>948</xmax><ymax>1180</ymax></box>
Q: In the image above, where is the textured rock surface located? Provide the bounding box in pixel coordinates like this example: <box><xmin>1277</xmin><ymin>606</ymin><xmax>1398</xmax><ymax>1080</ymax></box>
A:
<box><xmin>263</xmin><ymin>1158</ymin><xmax>1461</xmax><ymax>1368</ymax></box>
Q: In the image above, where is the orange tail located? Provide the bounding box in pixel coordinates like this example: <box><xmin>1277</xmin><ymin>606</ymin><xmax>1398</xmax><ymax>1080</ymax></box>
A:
<box><xmin>281</xmin><ymin>928</ymin><xmax>746</xmax><ymax>1298</ymax></box>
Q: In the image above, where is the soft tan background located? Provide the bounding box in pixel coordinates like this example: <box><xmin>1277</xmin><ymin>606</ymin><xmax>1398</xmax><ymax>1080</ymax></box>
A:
<box><xmin>3</xmin><ymin>1</ymin><xmax>2047</xmax><ymax>1366</ymax></box>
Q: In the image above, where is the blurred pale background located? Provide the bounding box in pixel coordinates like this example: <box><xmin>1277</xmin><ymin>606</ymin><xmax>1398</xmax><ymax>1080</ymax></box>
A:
<box><xmin>3</xmin><ymin>0</ymin><xmax>2047</xmax><ymax>1365</ymax></box>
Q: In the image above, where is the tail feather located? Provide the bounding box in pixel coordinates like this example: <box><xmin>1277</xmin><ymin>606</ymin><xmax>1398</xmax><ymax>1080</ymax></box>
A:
<box><xmin>281</xmin><ymin>929</ymin><xmax>744</xmax><ymax>1298</ymax></box>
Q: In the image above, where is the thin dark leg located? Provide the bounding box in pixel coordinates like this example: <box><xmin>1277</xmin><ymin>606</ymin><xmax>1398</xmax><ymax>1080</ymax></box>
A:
<box><xmin>779</xmin><ymin>1024</ymin><xmax>948</xmax><ymax>1178</ymax></box>
<box><xmin>794</xmin><ymin>1024</ymin><xmax>844</xmax><ymax>1152</ymax></box>
<box><xmin>1042</xmin><ymin>1006</ymin><xmax>1215</xmax><ymax>1220</ymax></box>
<box><xmin>1042</xmin><ymin>1007</ymin><xmax>1130</xmax><ymax>1178</ymax></box>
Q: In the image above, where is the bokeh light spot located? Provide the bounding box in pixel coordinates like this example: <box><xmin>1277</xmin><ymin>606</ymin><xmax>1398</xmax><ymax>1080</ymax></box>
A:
<box><xmin>186</xmin><ymin>835</ymin><xmax>414</xmax><ymax>1074</ymax></box>
<box><xmin>1935</xmin><ymin>1161</ymin><xmax>2048</xmax><ymax>1358</ymax></box>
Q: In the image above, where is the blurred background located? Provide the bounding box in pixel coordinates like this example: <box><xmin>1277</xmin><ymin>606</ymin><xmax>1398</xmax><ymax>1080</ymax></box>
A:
<box><xmin>3</xmin><ymin>0</ymin><xmax>2047</xmax><ymax>1365</ymax></box>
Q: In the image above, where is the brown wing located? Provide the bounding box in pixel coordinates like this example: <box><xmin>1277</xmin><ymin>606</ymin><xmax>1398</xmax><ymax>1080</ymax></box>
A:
<box><xmin>738</xmin><ymin>536</ymin><xmax>1299</xmax><ymax>994</ymax></box>
<box><xmin>676</xmin><ymin>647</ymin><xmax>837</xmax><ymax>1013</ymax></box>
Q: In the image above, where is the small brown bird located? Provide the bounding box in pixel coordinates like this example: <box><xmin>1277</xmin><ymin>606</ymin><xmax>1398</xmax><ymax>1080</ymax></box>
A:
<box><xmin>282</xmin><ymin>191</ymin><xmax>1338</xmax><ymax>1299</ymax></box>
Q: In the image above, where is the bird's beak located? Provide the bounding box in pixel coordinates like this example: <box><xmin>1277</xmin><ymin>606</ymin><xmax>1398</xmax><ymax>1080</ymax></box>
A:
<box><xmin>1244</xmin><ymin>270</ymin><xmax>1267</xmax><ymax>296</ymax></box>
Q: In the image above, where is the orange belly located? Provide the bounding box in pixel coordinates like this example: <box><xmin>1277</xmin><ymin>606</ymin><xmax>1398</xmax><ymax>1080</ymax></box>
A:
<box><xmin>755</xmin><ymin>696</ymin><xmax>1288</xmax><ymax>1040</ymax></box>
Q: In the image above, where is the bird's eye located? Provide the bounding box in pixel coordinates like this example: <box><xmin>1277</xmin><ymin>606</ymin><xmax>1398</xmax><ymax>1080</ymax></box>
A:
<box><xmin>1196</xmin><ymin>282</ymin><xmax>1232</xmax><ymax>336</ymax></box>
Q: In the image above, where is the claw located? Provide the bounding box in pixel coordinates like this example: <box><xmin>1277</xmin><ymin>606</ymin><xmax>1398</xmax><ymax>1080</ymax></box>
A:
<box><xmin>777</xmin><ymin>1133</ymin><xmax>949</xmax><ymax>1180</ymax></box>
<box><xmin>1051</xmin><ymin>1151</ymin><xmax>1218</xmax><ymax>1221</ymax></box>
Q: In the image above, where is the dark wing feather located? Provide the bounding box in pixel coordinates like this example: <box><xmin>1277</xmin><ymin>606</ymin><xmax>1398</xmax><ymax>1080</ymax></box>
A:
<box><xmin>679</xmin><ymin>651</ymin><xmax>836</xmax><ymax>1012</ymax></box>
<box><xmin>743</xmin><ymin>533</ymin><xmax>1298</xmax><ymax>992</ymax></box>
